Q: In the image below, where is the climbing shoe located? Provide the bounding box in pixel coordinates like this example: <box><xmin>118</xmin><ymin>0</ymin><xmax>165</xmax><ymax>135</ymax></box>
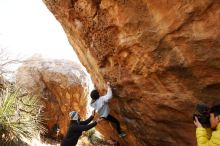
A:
<box><xmin>119</xmin><ymin>132</ymin><xmax>126</xmax><ymax>138</ymax></box>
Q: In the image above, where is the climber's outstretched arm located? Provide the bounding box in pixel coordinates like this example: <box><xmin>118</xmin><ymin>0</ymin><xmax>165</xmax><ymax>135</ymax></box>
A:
<box><xmin>101</xmin><ymin>84</ymin><xmax>112</xmax><ymax>103</ymax></box>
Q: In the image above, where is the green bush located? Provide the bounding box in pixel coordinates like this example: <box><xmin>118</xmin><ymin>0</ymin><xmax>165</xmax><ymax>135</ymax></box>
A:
<box><xmin>84</xmin><ymin>129</ymin><xmax>106</xmax><ymax>145</ymax></box>
<box><xmin>0</xmin><ymin>85</ymin><xmax>46</xmax><ymax>145</ymax></box>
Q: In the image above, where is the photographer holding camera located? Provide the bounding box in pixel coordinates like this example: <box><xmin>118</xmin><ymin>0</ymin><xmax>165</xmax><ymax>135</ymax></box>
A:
<box><xmin>194</xmin><ymin>104</ymin><xmax>220</xmax><ymax>146</ymax></box>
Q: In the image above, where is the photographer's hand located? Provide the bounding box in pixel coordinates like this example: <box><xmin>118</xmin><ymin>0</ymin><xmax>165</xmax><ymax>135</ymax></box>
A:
<box><xmin>194</xmin><ymin>116</ymin><xmax>202</xmax><ymax>128</ymax></box>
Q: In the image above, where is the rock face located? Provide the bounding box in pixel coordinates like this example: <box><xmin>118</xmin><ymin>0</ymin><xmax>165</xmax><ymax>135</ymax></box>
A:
<box><xmin>43</xmin><ymin>0</ymin><xmax>220</xmax><ymax>145</ymax></box>
<box><xmin>16</xmin><ymin>56</ymin><xmax>88</xmax><ymax>138</ymax></box>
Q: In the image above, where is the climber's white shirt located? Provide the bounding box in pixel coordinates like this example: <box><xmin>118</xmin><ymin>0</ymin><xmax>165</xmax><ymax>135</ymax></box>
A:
<box><xmin>90</xmin><ymin>86</ymin><xmax>112</xmax><ymax>118</ymax></box>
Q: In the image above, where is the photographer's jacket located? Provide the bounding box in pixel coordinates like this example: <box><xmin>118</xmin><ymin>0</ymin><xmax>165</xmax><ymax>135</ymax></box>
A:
<box><xmin>196</xmin><ymin>123</ymin><xmax>220</xmax><ymax>146</ymax></box>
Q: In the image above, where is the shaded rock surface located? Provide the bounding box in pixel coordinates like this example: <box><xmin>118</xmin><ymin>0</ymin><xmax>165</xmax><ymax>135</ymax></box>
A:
<box><xmin>43</xmin><ymin>0</ymin><xmax>220</xmax><ymax>145</ymax></box>
<box><xmin>16</xmin><ymin>56</ymin><xmax>89</xmax><ymax>138</ymax></box>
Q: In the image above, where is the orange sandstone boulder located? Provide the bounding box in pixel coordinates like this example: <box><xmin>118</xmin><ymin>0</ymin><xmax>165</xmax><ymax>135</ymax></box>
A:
<box><xmin>16</xmin><ymin>56</ymin><xmax>89</xmax><ymax>138</ymax></box>
<box><xmin>43</xmin><ymin>0</ymin><xmax>220</xmax><ymax>145</ymax></box>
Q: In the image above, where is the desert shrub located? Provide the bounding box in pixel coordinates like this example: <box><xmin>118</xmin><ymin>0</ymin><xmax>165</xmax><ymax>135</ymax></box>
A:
<box><xmin>0</xmin><ymin>85</ymin><xmax>46</xmax><ymax>145</ymax></box>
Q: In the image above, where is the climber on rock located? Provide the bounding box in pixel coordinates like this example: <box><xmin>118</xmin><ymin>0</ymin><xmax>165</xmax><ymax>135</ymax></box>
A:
<box><xmin>194</xmin><ymin>104</ymin><xmax>220</xmax><ymax>146</ymax></box>
<box><xmin>61</xmin><ymin>111</ymin><xmax>103</xmax><ymax>146</ymax></box>
<box><xmin>90</xmin><ymin>81</ymin><xmax>126</xmax><ymax>138</ymax></box>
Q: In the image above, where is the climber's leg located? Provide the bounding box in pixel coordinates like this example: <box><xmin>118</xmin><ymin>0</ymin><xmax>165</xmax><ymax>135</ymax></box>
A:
<box><xmin>104</xmin><ymin>114</ymin><xmax>122</xmax><ymax>134</ymax></box>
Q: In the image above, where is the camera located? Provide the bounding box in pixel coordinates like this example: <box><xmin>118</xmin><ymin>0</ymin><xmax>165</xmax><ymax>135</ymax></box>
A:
<box><xmin>193</xmin><ymin>103</ymin><xmax>210</xmax><ymax>128</ymax></box>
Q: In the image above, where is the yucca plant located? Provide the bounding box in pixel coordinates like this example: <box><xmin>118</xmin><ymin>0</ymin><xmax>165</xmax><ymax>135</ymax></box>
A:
<box><xmin>0</xmin><ymin>84</ymin><xmax>46</xmax><ymax>146</ymax></box>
